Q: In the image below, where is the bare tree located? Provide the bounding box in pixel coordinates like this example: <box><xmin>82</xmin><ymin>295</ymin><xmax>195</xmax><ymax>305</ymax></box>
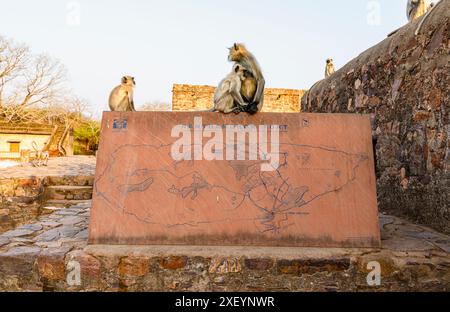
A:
<box><xmin>0</xmin><ymin>36</ymin><xmax>91</xmax><ymax>156</ymax></box>
<box><xmin>0</xmin><ymin>37</ymin><xmax>29</xmax><ymax>107</ymax></box>
<box><xmin>140</xmin><ymin>101</ymin><xmax>171</xmax><ymax>111</ymax></box>
<box><xmin>0</xmin><ymin>36</ymin><xmax>67</xmax><ymax>123</ymax></box>
<box><xmin>16</xmin><ymin>54</ymin><xmax>66</xmax><ymax>107</ymax></box>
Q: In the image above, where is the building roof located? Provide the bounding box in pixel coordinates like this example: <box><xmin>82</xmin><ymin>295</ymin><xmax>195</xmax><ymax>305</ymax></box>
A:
<box><xmin>0</xmin><ymin>122</ymin><xmax>54</xmax><ymax>135</ymax></box>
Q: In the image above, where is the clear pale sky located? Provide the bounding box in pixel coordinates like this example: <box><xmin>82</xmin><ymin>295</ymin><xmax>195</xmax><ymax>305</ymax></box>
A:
<box><xmin>0</xmin><ymin>0</ymin><xmax>437</xmax><ymax>118</ymax></box>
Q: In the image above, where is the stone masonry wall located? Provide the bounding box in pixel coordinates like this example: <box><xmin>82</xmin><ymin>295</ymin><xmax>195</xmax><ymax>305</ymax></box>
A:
<box><xmin>0</xmin><ymin>178</ymin><xmax>44</xmax><ymax>234</ymax></box>
<box><xmin>0</xmin><ymin>202</ymin><xmax>449</xmax><ymax>292</ymax></box>
<box><xmin>301</xmin><ymin>0</ymin><xmax>450</xmax><ymax>234</ymax></box>
<box><xmin>172</xmin><ymin>84</ymin><xmax>305</xmax><ymax>113</ymax></box>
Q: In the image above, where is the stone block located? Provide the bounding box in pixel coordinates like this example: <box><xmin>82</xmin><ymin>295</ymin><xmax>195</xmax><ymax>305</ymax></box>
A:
<box><xmin>89</xmin><ymin>112</ymin><xmax>380</xmax><ymax>248</ymax></box>
<box><xmin>160</xmin><ymin>256</ymin><xmax>188</xmax><ymax>270</ymax></box>
<box><xmin>118</xmin><ymin>257</ymin><xmax>149</xmax><ymax>277</ymax></box>
<box><xmin>36</xmin><ymin>247</ymin><xmax>72</xmax><ymax>281</ymax></box>
<box><xmin>0</xmin><ymin>246</ymin><xmax>41</xmax><ymax>275</ymax></box>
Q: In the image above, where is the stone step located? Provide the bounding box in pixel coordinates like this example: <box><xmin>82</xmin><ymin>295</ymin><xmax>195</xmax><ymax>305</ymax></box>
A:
<box><xmin>43</xmin><ymin>199</ymin><xmax>92</xmax><ymax>209</ymax></box>
<box><xmin>44</xmin><ymin>175</ymin><xmax>94</xmax><ymax>187</ymax></box>
<box><xmin>44</xmin><ymin>185</ymin><xmax>93</xmax><ymax>201</ymax></box>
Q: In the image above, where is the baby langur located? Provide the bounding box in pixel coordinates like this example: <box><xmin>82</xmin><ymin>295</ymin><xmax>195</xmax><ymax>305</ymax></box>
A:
<box><xmin>212</xmin><ymin>64</ymin><xmax>248</xmax><ymax>114</ymax></box>
<box><xmin>109</xmin><ymin>76</ymin><xmax>136</xmax><ymax>112</ymax></box>
<box><xmin>324</xmin><ymin>59</ymin><xmax>335</xmax><ymax>78</ymax></box>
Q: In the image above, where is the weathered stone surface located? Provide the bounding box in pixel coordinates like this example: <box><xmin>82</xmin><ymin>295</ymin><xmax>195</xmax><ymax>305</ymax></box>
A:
<box><xmin>1</xmin><ymin>189</ymin><xmax>449</xmax><ymax>292</ymax></box>
<box><xmin>58</xmin><ymin>226</ymin><xmax>81</xmax><ymax>238</ymax></box>
<box><xmin>209</xmin><ymin>258</ymin><xmax>242</xmax><ymax>274</ymax></box>
<box><xmin>301</xmin><ymin>1</ymin><xmax>450</xmax><ymax>234</ymax></box>
<box><xmin>44</xmin><ymin>186</ymin><xmax>93</xmax><ymax>202</ymax></box>
<box><xmin>0</xmin><ymin>157</ymin><xmax>96</xmax><ymax>180</ymax></box>
<box><xmin>11</xmin><ymin>237</ymin><xmax>34</xmax><ymax>244</ymax></box>
<box><xmin>34</xmin><ymin>228</ymin><xmax>61</xmax><ymax>242</ymax></box>
<box><xmin>118</xmin><ymin>257</ymin><xmax>149</xmax><ymax>277</ymax></box>
<box><xmin>0</xmin><ymin>157</ymin><xmax>95</xmax><ymax>234</ymax></box>
<box><xmin>0</xmin><ymin>237</ymin><xmax>10</xmax><ymax>247</ymax></box>
<box><xmin>60</xmin><ymin>216</ymin><xmax>85</xmax><ymax>226</ymax></box>
<box><xmin>66</xmin><ymin>250</ymin><xmax>102</xmax><ymax>290</ymax></box>
<box><xmin>0</xmin><ymin>178</ymin><xmax>43</xmax><ymax>233</ymax></box>
<box><xmin>36</xmin><ymin>247</ymin><xmax>72</xmax><ymax>282</ymax></box>
<box><xmin>277</xmin><ymin>258</ymin><xmax>351</xmax><ymax>275</ymax></box>
<box><xmin>0</xmin><ymin>246</ymin><xmax>41</xmax><ymax>275</ymax></box>
<box><xmin>90</xmin><ymin>112</ymin><xmax>380</xmax><ymax>248</ymax></box>
<box><xmin>160</xmin><ymin>256</ymin><xmax>188</xmax><ymax>270</ymax></box>
<box><xmin>2</xmin><ymin>228</ymin><xmax>36</xmax><ymax>238</ymax></box>
<box><xmin>40</xmin><ymin>221</ymin><xmax>62</xmax><ymax>228</ymax></box>
<box><xmin>34</xmin><ymin>226</ymin><xmax>81</xmax><ymax>243</ymax></box>
<box><xmin>55</xmin><ymin>210</ymin><xmax>80</xmax><ymax>216</ymax></box>
<box><xmin>244</xmin><ymin>258</ymin><xmax>274</xmax><ymax>271</ymax></box>
<box><xmin>74</xmin><ymin>229</ymin><xmax>88</xmax><ymax>239</ymax></box>
<box><xmin>18</xmin><ymin>224</ymin><xmax>43</xmax><ymax>232</ymax></box>
<box><xmin>35</xmin><ymin>241</ymin><xmax>63</xmax><ymax>248</ymax></box>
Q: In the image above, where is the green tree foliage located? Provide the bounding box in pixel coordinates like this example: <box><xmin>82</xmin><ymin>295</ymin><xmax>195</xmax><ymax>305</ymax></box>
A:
<box><xmin>73</xmin><ymin>119</ymin><xmax>100</xmax><ymax>154</ymax></box>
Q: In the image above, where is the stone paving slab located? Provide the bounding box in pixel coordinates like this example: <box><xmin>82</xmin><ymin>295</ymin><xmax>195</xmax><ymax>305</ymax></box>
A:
<box><xmin>0</xmin><ymin>201</ymin><xmax>448</xmax><ymax>291</ymax></box>
<box><xmin>0</xmin><ymin>156</ymin><xmax>96</xmax><ymax>179</ymax></box>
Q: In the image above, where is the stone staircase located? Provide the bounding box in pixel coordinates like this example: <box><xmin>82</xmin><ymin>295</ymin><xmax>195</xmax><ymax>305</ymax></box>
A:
<box><xmin>42</xmin><ymin>176</ymin><xmax>94</xmax><ymax>213</ymax></box>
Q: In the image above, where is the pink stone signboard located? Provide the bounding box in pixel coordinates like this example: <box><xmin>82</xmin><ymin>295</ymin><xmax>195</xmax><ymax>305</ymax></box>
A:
<box><xmin>89</xmin><ymin>112</ymin><xmax>380</xmax><ymax>247</ymax></box>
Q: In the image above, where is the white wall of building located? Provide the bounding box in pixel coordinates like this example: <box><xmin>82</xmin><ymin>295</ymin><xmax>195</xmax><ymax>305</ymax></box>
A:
<box><xmin>0</xmin><ymin>133</ymin><xmax>51</xmax><ymax>153</ymax></box>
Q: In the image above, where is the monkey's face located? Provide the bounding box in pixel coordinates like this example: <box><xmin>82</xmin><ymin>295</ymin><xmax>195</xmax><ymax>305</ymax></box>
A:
<box><xmin>233</xmin><ymin>64</ymin><xmax>246</xmax><ymax>81</ymax></box>
<box><xmin>326</xmin><ymin>59</ymin><xmax>333</xmax><ymax>65</ymax></box>
<box><xmin>122</xmin><ymin>76</ymin><xmax>136</xmax><ymax>86</ymax></box>
<box><xmin>228</xmin><ymin>43</ymin><xmax>245</xmax><ymax>62</ymax></box>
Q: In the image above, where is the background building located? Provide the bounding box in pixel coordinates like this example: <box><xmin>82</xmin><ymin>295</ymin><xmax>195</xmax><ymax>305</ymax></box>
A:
<box><xmin>172</xmin><ymin>84</ymin><xmax>305</xmax><ymax>113</ymax></box>
<box><xmin>0</xmin><ymin>122</ymin><xmax>73</xmax><ymax>160</ymax></box>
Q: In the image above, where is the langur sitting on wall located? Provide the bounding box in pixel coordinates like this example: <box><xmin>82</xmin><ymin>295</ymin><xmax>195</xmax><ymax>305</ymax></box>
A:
<box><xmin>109</xmin><ymin>76</ymin><xmax>136</xmax><ymax>112</ymax></box>
<box><xmin>325</xmin><ymin>59</ymin><xmax>335</xmax><ymax>78</ymax></box>
<box><xmin>407</xmin><ymin>0</ymin><xmax>432</xmax><ymax>21</ymax></box>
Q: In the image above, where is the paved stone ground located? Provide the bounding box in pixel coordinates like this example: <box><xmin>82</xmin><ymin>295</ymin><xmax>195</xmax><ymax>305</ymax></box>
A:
<box><xmin>0</xmin><ymin>156</ymin><xmax>96</xmax><ymax>179</ymax></box>
<box><xmin>0</xmin><ymin>157</ymin><xmax>95</xmax><ymax>234</ymax></box>
<box><xmin>0</xmin><ymin>201</ymin><xmax>90</xmax><ymax>251</ymax></box>
<box><xmin>0</xmin><ymin>200</ymin><xmax>449</xmax><ymax>291</ymax></box>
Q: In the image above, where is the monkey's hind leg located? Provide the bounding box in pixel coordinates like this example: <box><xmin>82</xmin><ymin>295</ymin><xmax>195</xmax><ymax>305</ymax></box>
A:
<box><xmin>223</xmin><ymin>106</ymin><xmax>241</xmax><ymax>114</ymax></box>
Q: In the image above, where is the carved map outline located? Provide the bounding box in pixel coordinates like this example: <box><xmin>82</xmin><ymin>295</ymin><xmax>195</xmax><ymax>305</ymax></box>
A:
<box><xmin>95</xmin><ymin>143</ymin><xmax>368</xmax><ymax>232</ymax></box>
<box><xmin>89</xmin><ymin>112</ymin><xmax>380</xmax><ymax>247</ymax></box>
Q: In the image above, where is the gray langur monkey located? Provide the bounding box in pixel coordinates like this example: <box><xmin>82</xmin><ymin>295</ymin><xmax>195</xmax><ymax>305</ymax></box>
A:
<box><xmin>407</xmin><ymin>0</ymin><xmax>431</xmax><ymax>21</ymax></box>
<box><xmin>109</xmin><ymin>76</ymin><xmax>136</xmax><ymax>112</ymax></box>
<box><xmin>325</xmin><ymin>59</ymin><xmax>335</xmax><ymax>78</ymax></box>
<box><xmin>228</xmin><ymin>43</ymin><xmax>265</xmax><ymax>115</ymax></box>
<box><xmin>414</xmin><ymin>0</ymin><xmax>442</xmax><ymax>36</ymax></box>
<box><xmin>388</xmin><ymin>0</ymin><xmax>438</xmax><ymax>37</ymax></box>
<box><xmin>212</xmin><ymin>64</ymin><xmax>248</xmax><ymax>114</ymax></box>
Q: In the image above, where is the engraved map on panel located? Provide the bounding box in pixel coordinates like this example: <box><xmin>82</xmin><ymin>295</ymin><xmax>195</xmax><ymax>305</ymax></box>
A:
<box><xmin>94</xmin><ymin>140</ymin><xmax>369</xmax><ymax>236</ymax></box>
